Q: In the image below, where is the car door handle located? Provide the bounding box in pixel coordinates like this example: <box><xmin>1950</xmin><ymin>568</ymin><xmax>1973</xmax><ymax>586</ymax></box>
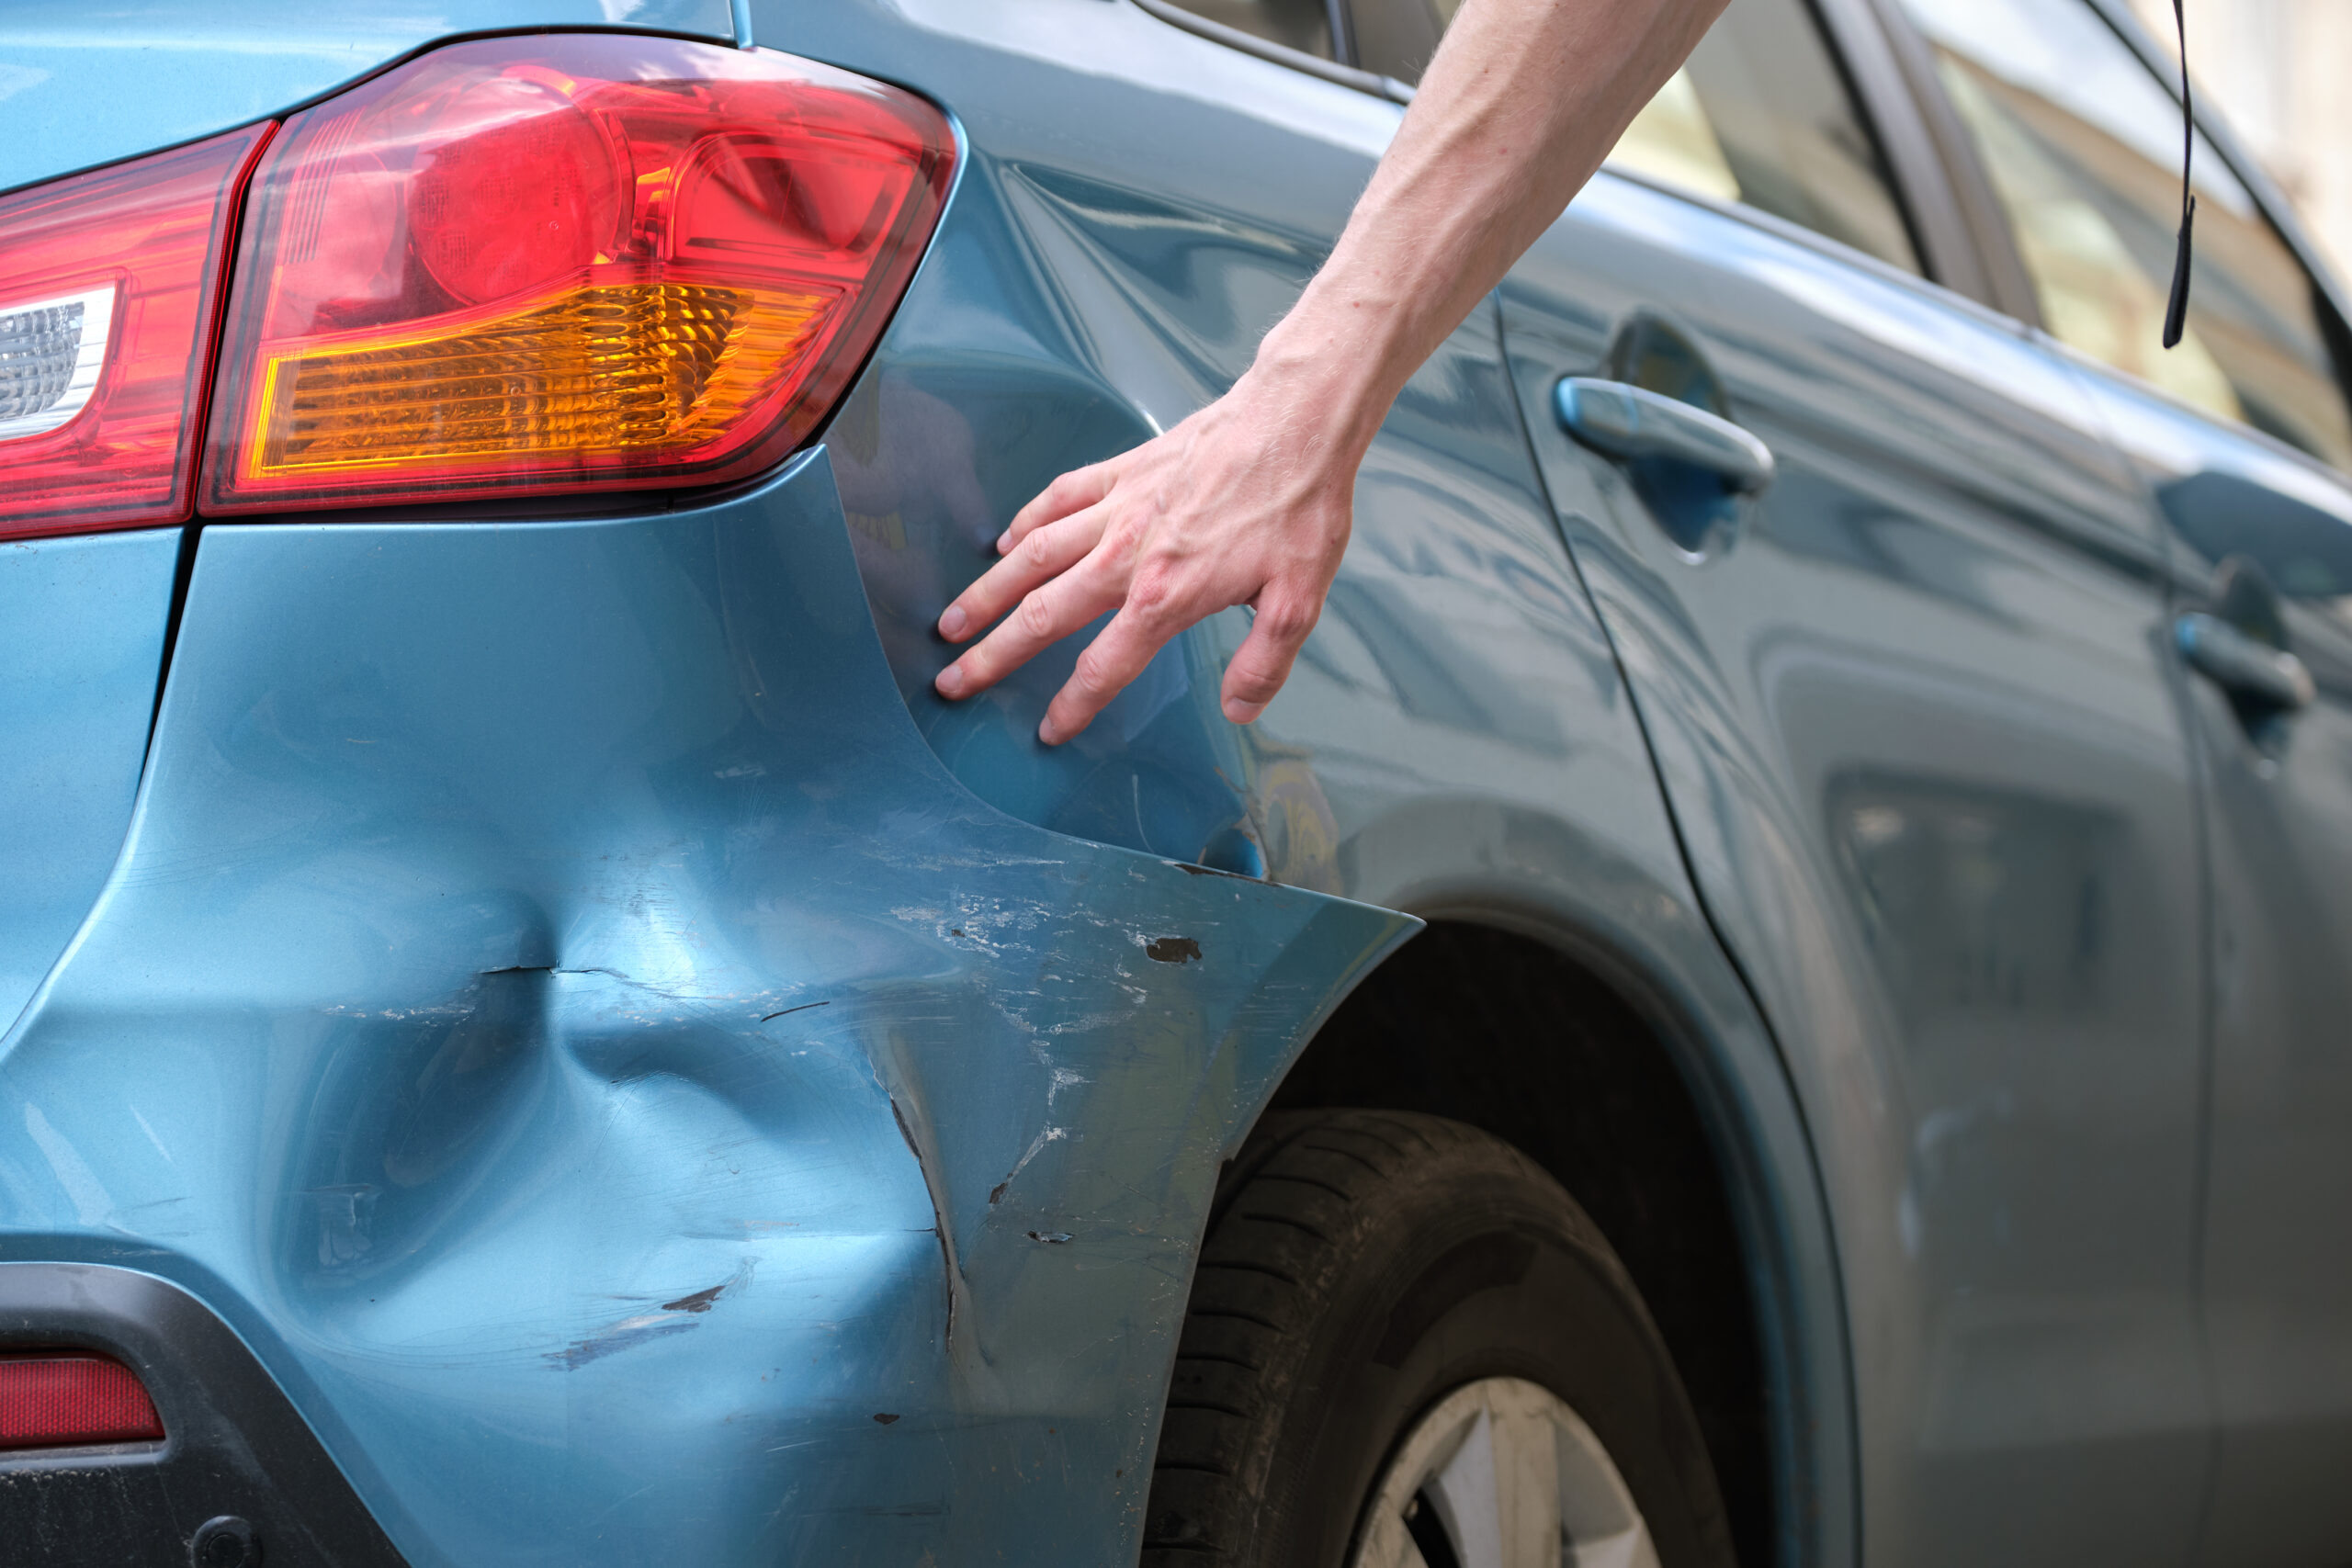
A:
<box><xmin>2176</xmin><ymin>611</ymin><xmax>2315</xmax><ymax>711</ymax></box>
<box><xmin>1553</xmin><ymin>377</ymin><xmax>1775</xmax><ymax>494</ymax></box>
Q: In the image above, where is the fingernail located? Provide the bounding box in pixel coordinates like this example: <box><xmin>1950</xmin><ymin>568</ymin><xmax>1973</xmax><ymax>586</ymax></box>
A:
<box><xmin>1224</xmin><ymin>698</ymin><xmax>1264</xmax><ymax>725</ymax></box>
<box><xmin>936</xmin><ymin>664</ymin><xmax>966</xmax><ymax>697</ymax></box>
<box><xmin>995</xmin><ymin>531</ymin><xmax>1013</xmax><ymax>555</ymax></box>
<box><xmin>1037</xmin><ymin>716</ymin><xmax>1059</xmax><ymax>745</ymax></box>
<box><xmin>938</xmin><ymin>605</ymin><xmax>967</xmax><ymax>638</ymax></box>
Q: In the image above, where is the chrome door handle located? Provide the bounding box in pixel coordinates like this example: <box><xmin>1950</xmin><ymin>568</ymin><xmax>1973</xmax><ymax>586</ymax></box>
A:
<box><xmin>1553</xmin><ymin>377</ymin><xmax>1775</xmax><ymax>494</ymax></box>
<box><xmin>2176</xmin><ymin>611</ymin><xmax>2315</xmax><ymax>711</ymax></box>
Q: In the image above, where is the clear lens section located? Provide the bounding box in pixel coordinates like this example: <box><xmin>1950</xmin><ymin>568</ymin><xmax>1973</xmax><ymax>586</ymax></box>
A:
<box><xmin>0</xmin><ymin>287</ymin><xmax>115</xmax><ymax>438</ymax></box>
<box><xmin>204</xmin><ymin>37</ymin><xmax>956</xmax><ymax>512</ymax></box>
<box><xmin>0</xmin><ymin>127</ymin><xmax>267</xmax><ymax>538</ymax></box>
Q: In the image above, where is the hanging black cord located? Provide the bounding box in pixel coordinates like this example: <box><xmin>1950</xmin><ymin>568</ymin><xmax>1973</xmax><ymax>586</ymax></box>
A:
<box><xmin>2161</xmin><ymin>0</ymin><xmax>2196</xmax><ymax>348</ymax></box>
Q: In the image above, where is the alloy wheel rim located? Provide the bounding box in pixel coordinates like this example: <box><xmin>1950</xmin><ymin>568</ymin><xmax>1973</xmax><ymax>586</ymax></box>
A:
<box><xmin>1349</xmin><ymin>1376</ymin><xmax>1660</xmax><ymax>1568</ymax></box>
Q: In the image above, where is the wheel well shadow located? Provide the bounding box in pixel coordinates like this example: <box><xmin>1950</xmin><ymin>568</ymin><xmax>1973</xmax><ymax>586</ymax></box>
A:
<box><xmin>1263</xmin><ymin>919</ymin><xmax>1771</xmax><ymax>1568</ymax></box>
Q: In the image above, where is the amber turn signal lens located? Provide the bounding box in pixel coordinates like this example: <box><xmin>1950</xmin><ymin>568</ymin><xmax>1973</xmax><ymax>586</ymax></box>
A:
<box><xmin>202</xmin><ymin>36</ymin><xmax>955</xmax><ymax>512</ymax></box>
<box><xmin>251</xmin><ymin>283</ymin><xmax>824</xmax><ymax>476</ymax></box>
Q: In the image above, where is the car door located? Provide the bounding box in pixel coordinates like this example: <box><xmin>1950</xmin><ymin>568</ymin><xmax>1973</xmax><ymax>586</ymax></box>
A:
<box><xmin>1485</xmin><ymin>1</ymin><xmax>2213</xmax><ymax>1562</ymax></box>
<box><xmin>1883</xmin><ymin>0</ymin><xmax>2352</xmax><ymax>1560</ymax></box>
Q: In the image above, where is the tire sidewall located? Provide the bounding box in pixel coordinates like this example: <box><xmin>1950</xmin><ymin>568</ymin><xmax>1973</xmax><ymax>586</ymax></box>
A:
<box><xmin>1245</xmin><ymin>1129</ymin><xmax>1735</xmax><ymax>1568</ymax></box>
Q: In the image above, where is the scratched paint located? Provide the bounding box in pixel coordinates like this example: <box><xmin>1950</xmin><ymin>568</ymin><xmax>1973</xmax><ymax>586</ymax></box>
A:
<box><xmin>0</xmin><ymin>452</ymin><xmax>1415</xmax><ymax>1566</ymax></box>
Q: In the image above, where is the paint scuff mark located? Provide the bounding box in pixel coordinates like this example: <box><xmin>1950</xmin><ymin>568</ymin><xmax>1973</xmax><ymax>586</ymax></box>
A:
<box><xmin>1144</xmin><ymin>936</ymin><xmax>1201</xmax><ymax>964</ymax></box>
<box><xmin>988</xmin><ymin>1125</ymin><xmax>1069</xmax><ymax>1205</ymax></box>
<box><xmin>1026</xmin><ymin>1231</ymin><xmax>1073</xmax><ymax>1245</ymax></box>
<box><xmin>871</xmin><ymin>1412</ymin><xmax>901</xmax><ymax>1426</ymax></box>
<box><xmin>549</xmin><ymin>1260</ymin><xmax>752</xmax><ymax>1369</ymax></box>
<box><xmin>548</xmin><ymin>1314</ymin><xmax>697</xmax><ymax>1371</ymax></box>
<box><xmin>759</xmin><ymin>1001</ymin><xmax>831</xmax><ymax>1023</ymax></box>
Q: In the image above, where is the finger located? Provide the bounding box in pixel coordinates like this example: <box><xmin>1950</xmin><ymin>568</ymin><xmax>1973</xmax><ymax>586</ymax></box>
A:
<box><xmin>1038</xmin><ymin>591</ymin><xmax>1188</xmax><ymax>745</ymax></box>
<box><xmin>1219</xmin><ymin>590</ymin><xmax>1320</xmax><ymax>725</ymax></box>
<box><xmin>1001</xmin><ymin>460</ymin><xmax>1118</xmax><ymax>555</ymax></box>
<box><xmin>937</xmin><ymin>507</ymin><xmax>1107</xmax><ymax>643</ymax></box>
<box><xmin>935</xmin><ymin>556</ymin><xmax>1128</xmax><ymax>703</ymax></box>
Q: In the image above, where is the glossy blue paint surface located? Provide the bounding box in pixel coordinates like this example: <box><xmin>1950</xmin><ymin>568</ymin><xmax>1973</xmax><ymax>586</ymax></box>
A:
<box><xmin>789</xmin><ymin>6</ymin><xmax>1858</xmax><ymax>1562</ymax></box>
<box><xmin>0</xmin><ymin>528</ymin><xmax>178</xmax><ymax>1033</ymax></box>
<box><xmin>34</xmin><ymin>1</ymin><xmax>2335</xmax><ymax>1563</ymax></box>
<box><xmin>2061</xmin><ymin>351</ymin><xmax>2352</xmax><ymax>1568</ymax></box>
<box><xmin>0</xmin><ymin>454</ymin><xmax>1414</xmax><ymax>1564</ymax></box>
<box><xmin>0</xmin><ymin>2</ymin><xmax>1864</xmax><ymax>1561</ymax></box>
<box><xmin>1502</xmin><ymin>175</ymin><xmax>2212</xmax><ymax>1568</ymax></box>
<box><xmin>0</xmin><ymin>0</ymin><xmax>733</xmax><ymax>195</ymax></box>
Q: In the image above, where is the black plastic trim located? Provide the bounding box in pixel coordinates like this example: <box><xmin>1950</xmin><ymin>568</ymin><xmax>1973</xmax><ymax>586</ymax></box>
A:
<box><xmin>0</xmin><ymin>1263</ymin><xmax>410</xmax><ymax>1566</ymax></box>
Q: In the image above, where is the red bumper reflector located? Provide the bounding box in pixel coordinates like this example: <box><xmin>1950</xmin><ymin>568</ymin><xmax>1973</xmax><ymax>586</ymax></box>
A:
<box><xmin>0</xmin><ymin>1354</ymin><xmax>165</xmax><ymax>1451</ymax></box>
<box><xmin>202</xmin><ymin>35</ymin><xmax>956</xmax><ymax>513</ymax></box>
<box><xmin>0</xmin><ymin>126</ymin><xmax>272</xmax><ymax>541</ymax></box>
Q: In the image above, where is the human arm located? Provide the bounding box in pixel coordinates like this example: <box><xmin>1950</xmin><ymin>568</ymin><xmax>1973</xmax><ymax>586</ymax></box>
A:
<box><xmin>933</xmin><ymin>0</ymin><xmax>1728</xmax><ymax>743</ymax></box>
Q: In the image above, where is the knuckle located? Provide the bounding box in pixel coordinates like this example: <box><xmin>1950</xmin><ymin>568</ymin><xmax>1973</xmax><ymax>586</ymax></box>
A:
<box><xmin>1125</xmin><ymin>569</ymin><xmax>1179</xmax><ymax>619</ymax></box>
<box><xmin>1017</xmin><ymin>591</ymin><xmax>1057</xmax><ymax>637</ymax></box>
<box><xmin>1260</xmin><ymin>598</ymin><xmax>1319</xmax><ymax>643</ymax></box>
<box><xmin>1071</xmin><ymin>646</ymin><xmax>1116</xmax><ymax>695</ymax></box>
<box><xmin>1020</xmin><ymin>528</ymin><xmax>1057</xmax><ymax>568</ymax></box>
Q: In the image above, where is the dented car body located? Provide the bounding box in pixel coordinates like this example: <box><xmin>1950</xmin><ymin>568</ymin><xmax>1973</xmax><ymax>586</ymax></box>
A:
<box><xmin>7</xmin><ymin>1</ymin><xmax>2352</xmax><ymax>1566</ymax></box>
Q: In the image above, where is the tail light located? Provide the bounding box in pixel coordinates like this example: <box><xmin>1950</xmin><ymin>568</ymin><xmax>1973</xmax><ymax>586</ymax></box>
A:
<box><xmin>200</xmin><ymin>36</ymin><xmax>955</xmax><ymax>513</ymax></box>
<box><xmin>0</xmin><ymin>1353</ymin><xmax>165</xmax><ymax>1451</ymax></box>
<box><xmin>0</xmin><ymin>128</ymin><xmax>270</xmax><ymax>540</ymax></box>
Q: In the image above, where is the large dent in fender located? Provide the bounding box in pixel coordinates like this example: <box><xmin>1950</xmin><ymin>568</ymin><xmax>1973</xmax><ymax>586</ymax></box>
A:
<box><xmin>0</xmin><ymin>450</ymin><xmax>1417</xmax><ymax>1566</ymax></box>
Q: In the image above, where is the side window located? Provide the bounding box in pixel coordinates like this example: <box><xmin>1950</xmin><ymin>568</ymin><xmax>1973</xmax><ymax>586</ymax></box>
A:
<box><xmin>1355</xmin><ymin>0</ymin><xmax>1919</xmax><ymax>273</ymax></box>
<box><xmin>1607</xmin><ymin>0</ymin><xmax>1921</xmax><ymax>274</ymax></box>
<box><xmin>1345</xmin><ymin>0</ymin><xmax>1926</xmax><ymax>276</ymax></box>
<box><xmin>1159</xmin><ymin>0</ymin><xmax>1337</xmax><ymax>60</ymax></box>
<box><xmin>1349</xmin><ymin>0</ymin><xmax>1456</xmax><ymax>83</ymax></box>
<box><xmin>1894</xmin><ymin>0</ymin><xmax>2352</xmax><ymax>473</ymax></box>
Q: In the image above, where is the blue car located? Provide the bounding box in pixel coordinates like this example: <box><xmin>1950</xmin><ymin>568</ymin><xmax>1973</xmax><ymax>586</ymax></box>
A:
<box><xmin>6</xmin><ymin>0</ymin><xmax>2352</xmax><ymax>1563</ymax></box>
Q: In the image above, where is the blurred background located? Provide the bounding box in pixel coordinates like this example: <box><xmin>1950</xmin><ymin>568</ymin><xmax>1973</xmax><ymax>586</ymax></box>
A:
<box><xmin>2127</xmin><ymin>0</ymin><xmax>2352</xmax><ymax>281</ymax></box>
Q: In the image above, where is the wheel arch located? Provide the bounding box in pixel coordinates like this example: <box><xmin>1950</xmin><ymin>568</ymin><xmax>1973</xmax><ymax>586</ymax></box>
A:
<box><xmin>1250</xmin><ymin>893</ymin><xmax>1855</xmax><ymax>1568</ymax></box>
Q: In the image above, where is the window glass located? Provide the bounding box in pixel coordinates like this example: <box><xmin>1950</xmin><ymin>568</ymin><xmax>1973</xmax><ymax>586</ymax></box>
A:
<box><xmin>1360</xmin><ymin>0</ymin><xmax>1916</xmax><ymax>271</ymax></box>
<box><xmin>1349</xmin><ymin>0</ymin><xmax>1915</xmax><ymax>272</ymax></box>
<box><xmin>1607</xmin><ymin>0</ymin><xmax>1921</xmax><ymax>274</ymax></box>
<box><xmin>1163</xmin><ymin>0</ymin><xmax>1335</xmax><ymax>61</ymax></box>
<box><xmin>1348</xmin><ymin>0</ymin><xmax>1442</xmax><ymax>83</ymax></box>
<box><xmin>1895</xmin><ymin>0</ymin><xmax>2352</xmax><ymax>472</ymax></box>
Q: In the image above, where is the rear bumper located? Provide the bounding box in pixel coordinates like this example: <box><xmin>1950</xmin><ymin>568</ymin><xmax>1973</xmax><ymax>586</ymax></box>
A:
<box><xmin>0</xmin><ymin>451</ymin><xmax>1414</xmax><ymax>1565</ymax></box>
<box><xmin>0</xmin><ymin>1263</ymin><xmax>404</xmax><ymax>1565</ymax></box>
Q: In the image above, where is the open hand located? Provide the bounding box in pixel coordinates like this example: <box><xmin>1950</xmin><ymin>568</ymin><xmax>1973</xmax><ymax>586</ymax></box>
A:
<box><xmin>932</xmin><ymin>367</ymin><xmax>1360</xmax><ymax>745</ymax></box>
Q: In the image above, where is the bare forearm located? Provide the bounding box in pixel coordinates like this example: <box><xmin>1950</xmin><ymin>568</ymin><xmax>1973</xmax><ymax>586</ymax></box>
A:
<box><xmin>935</xmin><ymin>0</ymin><xmax>1724</xmax><ymax>741</ymax></box>
<box><xmin>1255</xmin><ymin>0</ymin><xmax>1727</xmax><ymax>455</ymax></box>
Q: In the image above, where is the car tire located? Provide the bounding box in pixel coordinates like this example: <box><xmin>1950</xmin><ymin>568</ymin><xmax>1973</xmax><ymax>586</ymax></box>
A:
<box><xmin>1142</xmin><ymin>1109</ymin><xmax>1737</xmax><ymax>1568</ymax></box>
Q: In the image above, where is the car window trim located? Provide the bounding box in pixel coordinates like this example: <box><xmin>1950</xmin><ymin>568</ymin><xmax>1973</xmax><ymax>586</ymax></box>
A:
<box><xmin>1802</xmin><ymin>0</ymin><xmax>1989</xmax><ymax>306</ymax></box>
<box><xmin>1125</xmin><ymin>0</ymin><xmax>1416</xmax><ymax>103</ymax></box>
<box><xmin>1856</xmin><ymin>0</ymin><xmax>2049</xmax><ymax>326</ymax></box>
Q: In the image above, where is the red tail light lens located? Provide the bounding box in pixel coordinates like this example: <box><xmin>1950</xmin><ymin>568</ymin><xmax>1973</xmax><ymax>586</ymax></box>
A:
<box><xmin>0</xmin><ymin>1353</ymin><xmax>165</xmax><ymax>1451</ymax></box>
<box><xmin>201</xmin><ymin>37</ymin><xmax>955</xmax><ymax>513</ymax></box>
<box><xmin>0</xmin><ymin>127</ymin><xmax>270</xmax><ymax>541</ymax></box>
